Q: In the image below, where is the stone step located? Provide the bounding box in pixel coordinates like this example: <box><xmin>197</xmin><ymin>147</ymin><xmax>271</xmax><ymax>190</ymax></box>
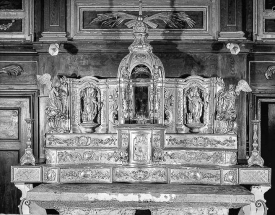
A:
<box><xmin>26</xmin><ymin>183</ymin><xmax>254</xmax><ymax>213</ymax></box>
<box><xmin>11</xmin><ymin>164</ymin><xmax>271</xmax><ymax>185</ymax></box>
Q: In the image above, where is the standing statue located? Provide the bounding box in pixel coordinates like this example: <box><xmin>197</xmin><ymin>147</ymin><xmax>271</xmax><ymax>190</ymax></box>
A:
<box><xmin>187</xmin><ymin>87</ymin><xmax>203</xmax><ymax>124</ymax></box>
<box><xmin>81</xmin><ymin>88</ymin><xmax>99</xmax><ymax>123</ymax></box>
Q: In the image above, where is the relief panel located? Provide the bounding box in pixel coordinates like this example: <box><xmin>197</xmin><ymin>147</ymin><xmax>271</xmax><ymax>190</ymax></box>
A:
<box><xmin>130</xmin><ymin>131</ymin><xmax>151</xmax><ymax>165</ymax></box>
<box><xmin>11</xmin><ymin>166</ymin><xmax>42</xmax><ymax>182</ymax></box>
<box><xmin>165</xmin><ymin>134</ymin><xmax>237</xmax><ymax>149</ymax></box>
<box><xmin>170</xmin><ymin>168</ymin><xmax>220</xmax><ymax>184</ymax></box>
<box><xmin>221</xmin><ymin>169</ymin><xmax>238</xmax><ymax>185</ymax></box>
<box><xmin>46</xmin><ymin>133</ymin><xmax>118</xmax><ymax>148</ymax></box>
<box><xmin>43</xmin><ymin>167</ymin><xmax>59</xmax><ymax>183</ymax></box>
<box><xmin>239</xmin><ymin>168</ymin><xmax>271</xmax><ymax>184</ymax></box>
<box><xmin>113</xmin><ymin>167</ymin><xmax>167</xmax><ymax>183</ymax></box>
<box><xmin>161</xmin><ymin>150</ymin><xmax>237</xmax><ymax>166</ymax></box>
<box><xmin>45</xmin><ymin>149</ymin><xmax>125</xmax><ymax>165</ymax></box>
<box><xmin>60</xmin><ymin>167</ymin><xmax>112</xmax><ymax>183</ymax></box>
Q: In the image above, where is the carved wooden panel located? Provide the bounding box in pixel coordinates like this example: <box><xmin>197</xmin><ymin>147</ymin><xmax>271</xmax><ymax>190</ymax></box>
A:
<box><xmin>0</xmin><ymin>61</ymin><xmax>37</xmax><ymax>86</ymax></box>
<box><xmin>68</xmin><ymin>0</ymin><xmax>219</xmax><ymax>40</ymax></box>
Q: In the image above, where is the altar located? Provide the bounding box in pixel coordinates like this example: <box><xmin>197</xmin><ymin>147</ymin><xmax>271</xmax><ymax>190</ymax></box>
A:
<box><xmin>11</xmin><ymin>3</ymin><xmax>271</xmax><ymax>215</ymax></box>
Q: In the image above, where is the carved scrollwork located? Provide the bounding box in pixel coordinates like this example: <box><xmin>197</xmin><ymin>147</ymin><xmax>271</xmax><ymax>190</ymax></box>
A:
<box><xmin>114</xmin><ymin>168</ymin><xmax>167</xmax><ymax>182</ymax></box>
<box><xmin>170</xmin><ymin>169</ymin><xmax>220</xmax><ymax>182</ymax></box>
<box><xmin>48</xmin><ymin>135</ymin><xmax>117</xmax><ymax>147</ymax></box>
<box><xmin>162</xmin><ymin>150</ymin><xmax>225</xmax><ymax>165</ymax></box>
<box><xmin>60</xmin><ymin>169</ymin><xmax>111</xmax><ymax>182</ymax></box>
<box><xmin>166</xmin><ymin>136</ymin><xmax>235</xmax><ymax>148</ymax></box>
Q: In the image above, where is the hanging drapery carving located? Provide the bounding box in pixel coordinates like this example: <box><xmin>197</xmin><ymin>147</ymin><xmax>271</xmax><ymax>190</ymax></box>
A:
<box><xmin>45</xmin><ymin>76</ymin><xmax>69</xmax><ymax>133</ymax></box>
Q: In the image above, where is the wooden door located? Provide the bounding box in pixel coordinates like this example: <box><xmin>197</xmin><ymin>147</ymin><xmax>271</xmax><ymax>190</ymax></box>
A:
<box><xmin>0</xmin><ymin>95</ymin><xmax>31</xmax><ymax>214</ymax></box>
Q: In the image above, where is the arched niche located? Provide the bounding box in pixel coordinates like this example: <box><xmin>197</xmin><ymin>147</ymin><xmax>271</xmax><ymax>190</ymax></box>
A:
<box><xmin>118</xmin><ymin>62</ymin><xmax>165</xmax><ymax>125</ymax></box>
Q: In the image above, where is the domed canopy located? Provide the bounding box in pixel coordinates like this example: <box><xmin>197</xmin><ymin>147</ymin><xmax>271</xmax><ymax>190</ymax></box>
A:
<box><xmin>117</xmin><ymin>11</ymin><xmax>165</xmax><ymax>80</ymax></box>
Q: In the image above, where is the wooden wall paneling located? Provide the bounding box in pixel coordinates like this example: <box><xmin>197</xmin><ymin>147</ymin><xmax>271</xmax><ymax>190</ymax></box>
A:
<box><xmin>0</xmin><ymin>95</ymin><xmax>32</xmax><ymax>214</ymax></box>
<box><xmin>0</xmin><ymin>151</ymin><xmax>21</xmax><ymax>213</ymax></box>
<box><xmin>40</xmin><ymin>0</ymin><xmax>67</xmax><ymax>41</ymax></box>
<box><xmin>0</xmin><ymin>0</ymin><xmax>34</xmax><ymax>41</ymax></box>
<box><xmin>0</xmin><ymin>61</ymin><xmax>38</xmax><ymax>87</ymax></box>
<box><xmin>219</xmin><ymin>0</ymin><xmax>246</xmax><ymax>40</ymax></box>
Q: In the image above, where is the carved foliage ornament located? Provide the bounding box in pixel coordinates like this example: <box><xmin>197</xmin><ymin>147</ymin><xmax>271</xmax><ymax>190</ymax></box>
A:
<box><xmin>166</xmin><ymin>136</ymin><xmax>235</xmax><ymax>148</ymax></box>
<box><xmin>0</xmin><ymin>64</ymin><xmax>23</xmax><ymax>76</ymax></box>
<box><xmin>170</xmin><ymin>169</ymin><xmax>220</xmax><ymax>182</ymax></box>
<box><xmin>48</xmin><ymin>135</ymin><xmax>117</xmax><ymax>147</ymax></box>
<box><xmin>90</xmin><ymin>1</ymin><xmax>195</xmax><ymax>30</ymax></box>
